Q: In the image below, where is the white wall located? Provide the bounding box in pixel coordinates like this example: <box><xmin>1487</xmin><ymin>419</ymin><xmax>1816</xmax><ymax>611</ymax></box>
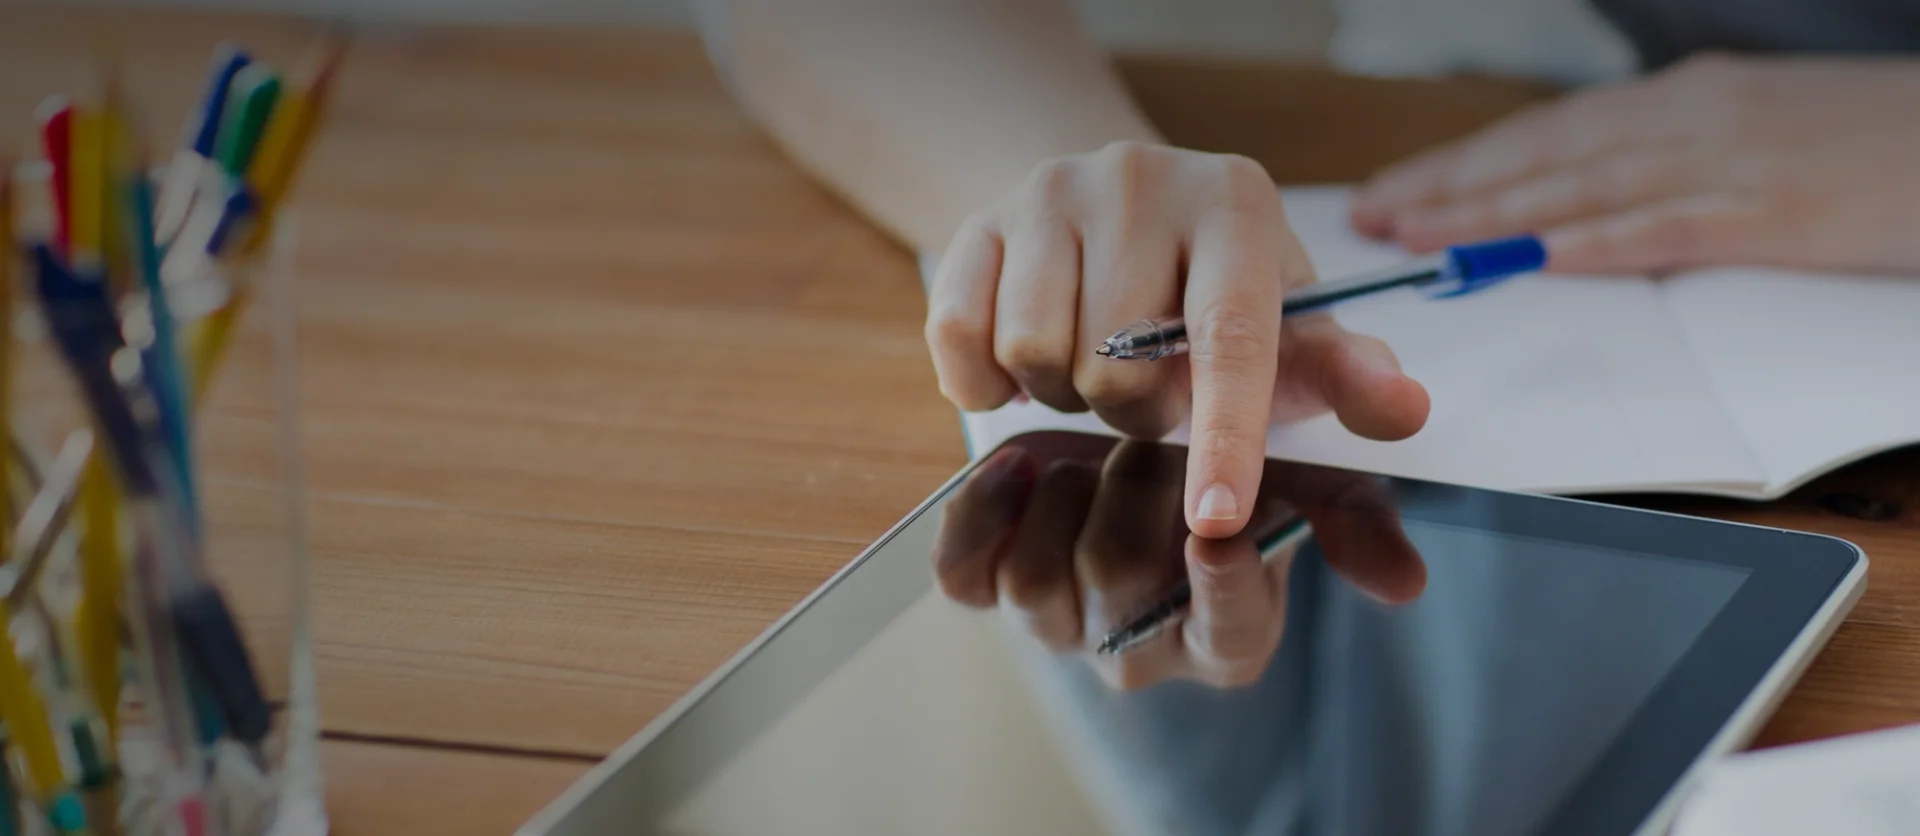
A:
<box><xmin>62</xmin><ymin>0</ymin><xmax>1340</xmax><ymax>58</ymax></box>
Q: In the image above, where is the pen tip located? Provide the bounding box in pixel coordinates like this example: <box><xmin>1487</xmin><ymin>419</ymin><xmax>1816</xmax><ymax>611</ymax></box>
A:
<box><xmin>1094</xmin><ymin>343</ymin><xmax>1112</xmax><ymax>356</ymax></box>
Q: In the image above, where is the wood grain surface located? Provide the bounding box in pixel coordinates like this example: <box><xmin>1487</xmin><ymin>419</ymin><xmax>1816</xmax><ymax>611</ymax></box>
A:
<box><xmin>3</xmin><ymin>4</ymin><xmax>1916</xmax><ymax>831</ymax></box>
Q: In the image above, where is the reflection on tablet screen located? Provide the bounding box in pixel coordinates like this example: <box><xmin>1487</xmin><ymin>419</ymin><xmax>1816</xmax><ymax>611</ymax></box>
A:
<box><xmin>650</xmin><ymin>444</ymin><xmax>1751</xmax><ymax>836</ymax></box>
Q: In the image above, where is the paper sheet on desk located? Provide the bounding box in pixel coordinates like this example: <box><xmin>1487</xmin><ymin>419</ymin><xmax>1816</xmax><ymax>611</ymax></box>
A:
<box><xmin>1669</xmin><ymin>723</ymin><xmax>1920</xmax><ymax>835</ymax></box>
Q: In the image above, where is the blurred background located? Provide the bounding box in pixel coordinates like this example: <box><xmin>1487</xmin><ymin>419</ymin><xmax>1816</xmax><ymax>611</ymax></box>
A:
<box><xmin>55</xmin><ymin>0</ymin><xmax>1342</xmax><ymax>57</ymax></box>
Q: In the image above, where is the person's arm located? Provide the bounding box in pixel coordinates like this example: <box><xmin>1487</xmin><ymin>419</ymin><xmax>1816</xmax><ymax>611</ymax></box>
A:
<box><xmin>693</xmin><ymin>0</ymin><xmax>1163</xmax><ymax>252</ymax></box>
<box><xmin>699</xmin><ymin>0</ymin><xmax>1430</xmax><ymax>540</ymax></box>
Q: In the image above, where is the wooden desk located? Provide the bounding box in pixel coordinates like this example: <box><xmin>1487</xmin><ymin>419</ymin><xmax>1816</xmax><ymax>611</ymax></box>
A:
<box><xmin>3</xmin><ymin>6</ymin><xmax>1916</xmax><ymax>833</ymax></box>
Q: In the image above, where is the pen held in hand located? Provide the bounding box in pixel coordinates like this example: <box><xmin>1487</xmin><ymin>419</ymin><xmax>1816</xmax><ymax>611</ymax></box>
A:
<box><xmin>1095</xmin><ymin>234</ymin><xmax>1547</xmax><ymax>362</ymax></box>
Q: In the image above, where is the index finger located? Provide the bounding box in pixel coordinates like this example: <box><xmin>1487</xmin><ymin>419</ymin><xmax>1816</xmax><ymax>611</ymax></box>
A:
<box><xmin>1179</xmin><ymin>531</ymin><xmax>1286</xmax><ymax>685</ymax></box>
<box><xmin>1181</xmin><ymin>164</ymin><xmax>1296</xmax><ymax>539</ymax></box>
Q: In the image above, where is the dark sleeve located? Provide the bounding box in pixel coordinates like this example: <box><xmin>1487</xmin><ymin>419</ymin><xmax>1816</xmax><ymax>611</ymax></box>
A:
<box><xmin>1590</xmin><ymin>0</ymin><xmax>1920</xmax><ymax>67</ymax></box>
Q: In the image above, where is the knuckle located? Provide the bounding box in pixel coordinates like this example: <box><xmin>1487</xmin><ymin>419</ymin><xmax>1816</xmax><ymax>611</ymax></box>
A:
<box><xmin>937</xmin><ymin>380</ymin><xmax>1004</xmax><ymax>413</ymax></box>
<box><xmin>1213</xmin><ymin>155</ymin><xmax>1280</xmax><ymax>214</ymax></box>
<box><xmin>996</xmin><ymin>561</ymin><xmax>1055</xmax><ymax>611</ymax></box>
<box><xmin>1073</xmin><ymin>365</ymin><xmax>1159</xmax><ymax>412</ymax></box>
<box><xmin>1097</xmin><ymin>140</ymin><xmax>1169</xmax><ymax>196</ymax></box>
<box><xmin>995</xmin><ymin>332</ymin><xmax>1067</xmax><ymax>379</ymax></box>
<box><xmin>924</xmin><ymin>310</ymin><xmax>989</xmax><ymax>357</ymax></box>
<box><xmin>1190</xmin><ymin>306</ymin><xmax>1272</xmax><ymax>368</ymax></box>
<box><xmin>1022</xmin><ymin>156</ymin><xmax>1079</xmax><ymax>211</ymax></box>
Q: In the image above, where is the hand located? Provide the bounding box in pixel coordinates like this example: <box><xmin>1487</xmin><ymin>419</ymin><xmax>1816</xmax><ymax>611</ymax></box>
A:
<box><xmin>1350</xmin><ymin>54</ymin><xmax>1920</xmax><ymax>276</ymax></box>
<box><xmin>930</xmin><ymin>440</ymin><xmax>1426</xmax><ymax>690</ymax></box>
<box><xmin>927</xmin><ymin>142</ymin><xmax>1431</xmax><ymax>539</ymax></box>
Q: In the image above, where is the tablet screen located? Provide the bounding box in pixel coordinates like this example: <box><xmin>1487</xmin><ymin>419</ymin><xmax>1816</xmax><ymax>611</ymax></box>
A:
<box><xmin>555</xmin><ymin>431</ymin><xmax>1854</xmax><ymax>836</ymax></box>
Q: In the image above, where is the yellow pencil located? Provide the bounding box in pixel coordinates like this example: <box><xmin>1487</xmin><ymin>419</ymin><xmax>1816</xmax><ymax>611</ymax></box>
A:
<box><xmin>187</xmin><ymin>292</ymin><xmax>242</xmax><ymax>409</ymax></box>
<box><xmin>0</xmin><ymin>593</ymin><xmax>70</xmax><ymax>811</ymax></box>
<box><xmin>73</xmin><ymin>455</ymin><xmax>121</xmax><ymax>747</ymax></box>
<box><xmin>99</xmin><ymin>54</ymin><xmax>132</xmax><ymax>293</ymax></box>
<box><xmin>241</xmin><ymin>32</ymin><xmax>343</xmax><ymax>256</ymax></box>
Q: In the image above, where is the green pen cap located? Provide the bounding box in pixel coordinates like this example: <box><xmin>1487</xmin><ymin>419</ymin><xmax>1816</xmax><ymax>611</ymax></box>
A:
<box><xmin>213</xmin><ymin>64</ymin><xmax>282</xmax><ymax>176</ymax></box>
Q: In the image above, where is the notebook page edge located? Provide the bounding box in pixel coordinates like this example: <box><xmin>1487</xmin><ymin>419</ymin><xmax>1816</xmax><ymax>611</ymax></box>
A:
<box><xmin>1661</xmin><ymin>266</ymin><xmax>1920</xmax><ymax>495</ymax></box>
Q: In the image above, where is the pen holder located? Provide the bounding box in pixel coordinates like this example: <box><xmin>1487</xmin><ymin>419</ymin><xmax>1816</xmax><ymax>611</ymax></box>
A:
<box><xmin>7</xmin><ymin>214</ymin><xmax>325</xmax><ymax>836</ymax></box>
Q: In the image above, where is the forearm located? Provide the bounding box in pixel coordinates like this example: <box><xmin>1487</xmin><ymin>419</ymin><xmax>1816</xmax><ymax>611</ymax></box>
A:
<box><xmin>695</xmin><ymin>0</ymin><xmax>1164</xmax><ymax>253</ymax></box>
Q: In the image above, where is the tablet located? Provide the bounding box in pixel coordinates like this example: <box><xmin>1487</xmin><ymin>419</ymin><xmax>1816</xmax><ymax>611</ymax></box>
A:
<box><xmin>520</xmin><ymin>430</ymin><xmax>1867</xmax><ymax>836</ymax></box>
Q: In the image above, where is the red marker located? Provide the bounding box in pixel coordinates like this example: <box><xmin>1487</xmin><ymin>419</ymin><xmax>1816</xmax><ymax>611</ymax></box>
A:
<box><xmin>36</xmin><ymin>97</ymin><xmax>73</xmax><ymax>253</ymax></box>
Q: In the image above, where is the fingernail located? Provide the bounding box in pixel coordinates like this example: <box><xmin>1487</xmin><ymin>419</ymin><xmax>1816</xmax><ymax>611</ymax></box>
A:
<box><xmin>1196</xmin><ymin>483</ymin><xmax>1239</xmax><ymax>521</ymax></box>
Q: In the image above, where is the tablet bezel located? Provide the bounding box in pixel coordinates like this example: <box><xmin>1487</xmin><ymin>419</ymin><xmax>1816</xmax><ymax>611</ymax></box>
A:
<box><xmin>517</xmin><ymin>430</ymin><xmax>1867</xmax><ymax>836</ymax></box>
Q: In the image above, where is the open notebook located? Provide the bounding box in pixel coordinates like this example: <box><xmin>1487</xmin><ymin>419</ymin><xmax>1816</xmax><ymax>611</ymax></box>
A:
<box><xmin>927</xmin><ymin>186</ymin><xmax>1920</xmax><ymax>500</ymax></box>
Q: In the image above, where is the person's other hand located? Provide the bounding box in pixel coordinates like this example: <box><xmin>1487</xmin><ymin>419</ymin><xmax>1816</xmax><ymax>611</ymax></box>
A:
<box><xmin>1351</xmin><ymin>55</ymin><xmax>1920</xmax><ymax>276</ymax></box>
<box><xmin>926</xmin><ymin>142</ymin><xmax>1431</xmax><ymax>540</ymax></box>
<box><xmin>930</xmin><ymin>441</ymin><xmax>1425</xmax><ymax>690</ymax></box>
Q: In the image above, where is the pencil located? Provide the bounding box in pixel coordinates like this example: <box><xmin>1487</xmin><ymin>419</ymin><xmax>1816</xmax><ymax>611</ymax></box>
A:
<box><xmin>75</xmin><ymin>455</ymin><xmax>123</xmax><ymax>747</ymax></box>
<box><xmin>0</xmin><ymin>592</ymin><xmax>77</xmax><ymax>828</ymax></box>
<box><xmin>246</xmin><ymin>33</ymin><xmax>343</xmax><ymax>216</ymax></box>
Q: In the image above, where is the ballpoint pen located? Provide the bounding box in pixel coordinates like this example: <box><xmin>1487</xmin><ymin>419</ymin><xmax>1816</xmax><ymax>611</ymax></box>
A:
<box><xmin>160</xmin><ymin>60</ymin><xmax>277</xmax><ymax>304</ymax></box>
<box><xmin>1095</xmin><ymin>234</ymin><xmax>1549</xmax><ymax>361</ymax></box>
<box><xmin>157</xmin><ymin>44</ymin><xmax>251</xmax><ymax>246</ymax></box>
<box><xmin>213</xmin><ymin>66</ymin><xmax>281</xmax><ymax>181</ymax></box>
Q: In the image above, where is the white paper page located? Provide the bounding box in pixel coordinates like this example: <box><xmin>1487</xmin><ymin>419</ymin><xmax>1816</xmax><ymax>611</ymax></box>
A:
<box><xmin>1661</xmin><ymin>267</ymin><xmax>1920</xmax><ymax>497</ymax></box>
<box><xmin>951</xmin><ymin>187</ymin><xmax>1763</xmax><ymax>495</ymax></box>
<box><xmin>1669</xmin><ymin>723</ymin><xmax>1920</xmax><ymax>836</ymax></box>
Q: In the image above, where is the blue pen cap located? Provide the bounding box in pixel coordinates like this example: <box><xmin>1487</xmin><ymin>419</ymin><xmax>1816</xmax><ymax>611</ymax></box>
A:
<box><xmin>1433</xmin><ymin>234</ymin><xmax>1548</xmax><ymax>298</ymax></box>
<box><xmin>189</xmin><ymin>44</ymin><xmax>254</xmax><ymax>157</ymax></box>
